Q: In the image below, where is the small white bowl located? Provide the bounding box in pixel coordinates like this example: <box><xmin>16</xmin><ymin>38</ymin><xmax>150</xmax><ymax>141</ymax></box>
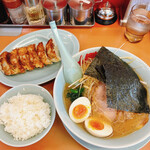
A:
<box><xmin>0</xmin><ymin>84</ymin><xmax>56</xmax><ymax>147</ymax></box>
<box><xmin>54</xmin><ymin>47</ymin><xmax>150</xmax><ymax>149</ymax></box>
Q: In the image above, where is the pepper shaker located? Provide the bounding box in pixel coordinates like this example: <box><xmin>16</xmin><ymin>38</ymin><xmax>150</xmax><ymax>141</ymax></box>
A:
<box><xmin>42</xmin><ymin>0</ymin><xmax>67</xmax><ymax>25</ymax></box>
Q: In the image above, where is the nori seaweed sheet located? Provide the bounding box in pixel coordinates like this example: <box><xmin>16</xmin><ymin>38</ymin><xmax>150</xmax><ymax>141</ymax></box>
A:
<box><xmin>85</xmin><ymin>47</ymin><xmax>150</xmax><ymax>113</ymax></box>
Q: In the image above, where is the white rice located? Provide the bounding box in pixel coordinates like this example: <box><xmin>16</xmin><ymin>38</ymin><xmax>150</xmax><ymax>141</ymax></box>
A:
<box><xmin>0</xmin><ymin>93</ymin><xmax>51</xmax><ymax>141</ymax></box>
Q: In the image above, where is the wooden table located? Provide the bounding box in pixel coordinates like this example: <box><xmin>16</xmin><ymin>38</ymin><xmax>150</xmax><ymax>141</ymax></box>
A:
<box><xmin>0</xmin><ymin>20</ymin><xmax>150</xmax><ymax>150</ymax></box>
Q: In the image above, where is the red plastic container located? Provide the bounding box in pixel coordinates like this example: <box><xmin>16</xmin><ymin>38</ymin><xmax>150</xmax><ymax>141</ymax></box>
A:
<box><xmin>2</xmin><ymin>0</ymin><xmax>22</xmax><ymax>9</ymax></box>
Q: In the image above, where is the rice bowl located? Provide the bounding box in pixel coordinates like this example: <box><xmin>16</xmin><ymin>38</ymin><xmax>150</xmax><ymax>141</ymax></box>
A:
<box><xmin>0</xmin><ymin>84</ymin><xmax>56</xmax><ymax>147</ymax></box>
<box><xmin>53</xmin><ymin>47</ymin><xmax>150</xmax><ymax>149</ymax></box>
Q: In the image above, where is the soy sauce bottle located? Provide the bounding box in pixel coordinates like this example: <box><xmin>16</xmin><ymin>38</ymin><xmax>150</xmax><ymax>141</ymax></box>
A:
<box><xmin>2</xmin><ymin>0</ymin><xmax>27</xmax><ymax>24</ymax></box>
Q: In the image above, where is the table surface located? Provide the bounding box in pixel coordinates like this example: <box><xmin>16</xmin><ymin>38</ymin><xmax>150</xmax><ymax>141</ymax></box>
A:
<box><xmin>0</xmin><ymin>20</ymin><xmax>150</xmax><ymax>150</ymax></box>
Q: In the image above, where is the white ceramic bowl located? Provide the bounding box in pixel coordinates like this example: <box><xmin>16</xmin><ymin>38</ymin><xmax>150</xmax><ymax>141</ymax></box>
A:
<box><xmin>0</xmin><ymin>84</ymin><xmax>56</xmax><ymax>147</ymax></box>
<box><xmin>54</xmin><ymin>47</ymin><xmax>150</xmax><ymax>149</ymax></box>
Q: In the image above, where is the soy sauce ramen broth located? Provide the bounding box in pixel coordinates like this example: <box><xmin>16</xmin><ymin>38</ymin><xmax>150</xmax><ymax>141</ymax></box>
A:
<box><xmin>63</xmin><ymin>83</ymin><xmax>86</xmax><ymax>131</ymax></box>
<box><xmin>63</xmin><ymin>83</ymin><xmax>149</xmax><ymax>139</ymax></box>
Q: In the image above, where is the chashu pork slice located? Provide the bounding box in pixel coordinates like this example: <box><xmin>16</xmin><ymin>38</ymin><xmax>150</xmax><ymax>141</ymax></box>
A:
<box><xmin>91</xmin><ymin>82</ymin><xmax>149</xmax><ymax>130</ymax></box>
<box><xmin>91</xmin><ymin>82</ymin><xmax>117</xmax><ymax>122</ymax></box>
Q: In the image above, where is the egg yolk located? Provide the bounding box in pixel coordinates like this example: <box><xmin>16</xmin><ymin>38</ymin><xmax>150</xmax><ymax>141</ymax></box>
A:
<box><xmin>73</xmin><ymin>104</ymin><xmax>88</xmax><ymax>119</ymax></box>
<box><xmin>89</xmin><ymin>120</ymin><xmax>104</xmax><ymax>130</ymax></box>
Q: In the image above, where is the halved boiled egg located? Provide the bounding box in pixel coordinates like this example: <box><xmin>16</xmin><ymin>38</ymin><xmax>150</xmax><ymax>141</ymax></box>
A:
<box><xmin>85</xmin><ymin>117</ymin><xmax>113</xmax><ymax>137</ymax></box>
<box><xmin>69</xmin><ymin>97</ymin><xmax>91</xmax><ymax>123</ymax></box>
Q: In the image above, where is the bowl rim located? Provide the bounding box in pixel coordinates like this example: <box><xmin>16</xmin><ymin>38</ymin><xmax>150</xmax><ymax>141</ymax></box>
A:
<box><xmin>54</xmin><ymin>47</ymin><xmax>150</xmax><ymax>149</ymax></box>
<box><xmin>0</xmin><ymin>84</ymin><xmax>56</xmax><ymax>147</ymax></box>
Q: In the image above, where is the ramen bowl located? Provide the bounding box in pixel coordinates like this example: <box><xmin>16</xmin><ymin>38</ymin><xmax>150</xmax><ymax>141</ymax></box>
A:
<box><xmin>54</xmin><ymin>47</ymin><xmax>150</xmax><ymax>149</ymax></box>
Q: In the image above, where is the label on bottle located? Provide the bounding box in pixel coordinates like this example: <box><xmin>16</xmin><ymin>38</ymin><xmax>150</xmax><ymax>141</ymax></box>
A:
<box><xmin>8</xmin><ymin>4</ymin><xmax>26</xmax><ymax>24</ymax></box>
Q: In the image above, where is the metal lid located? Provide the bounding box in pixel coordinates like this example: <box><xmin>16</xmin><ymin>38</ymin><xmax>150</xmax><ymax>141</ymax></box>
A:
<box><xmin>97</xmin><ymin>1</ymin><xmax>115</xmax><ymax>20</ymax></box>
<box><xmin>68</xmin><ymin>0</ymin><xmax>94</xmax><ymax>10</ymax></box>
<box><xmin>42</xmin><ymin>0</ymin><xmax>67</xmax><ymax>10</ymax></box>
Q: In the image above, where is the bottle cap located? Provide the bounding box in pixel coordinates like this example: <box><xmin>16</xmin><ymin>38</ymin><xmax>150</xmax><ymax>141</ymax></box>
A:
<box><xmin>42</xmin><ymin>0</ymin><xmax>67</xmax><ymax>10</ymax></box>
<box><xmin>2</xmin><ymin>0</ymin><xmax>22</xmax><ymax>9</ymax></box>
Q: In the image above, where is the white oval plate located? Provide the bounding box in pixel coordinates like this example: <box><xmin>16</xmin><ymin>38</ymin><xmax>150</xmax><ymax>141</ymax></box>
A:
<box><xmin>0</xmin><ymin>29</ymin><xmax>79</xmax><ymax>87</ymax></box>
<box><xmin>54</xmin><ymin>47</ymin><xmax>150</xmax><ymax>149</ymax></box>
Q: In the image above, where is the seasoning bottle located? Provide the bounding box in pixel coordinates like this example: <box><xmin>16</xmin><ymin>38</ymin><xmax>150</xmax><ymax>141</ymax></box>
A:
<box><xmin>42</xmin><ymin>0</ymin><xmax>67</xmax><ymax>25</ymax></box>
<box><xmin>2</xmin><ymin>0</ymin><xmax>27</xmax><ymax>24</ymax></box>
<box><xmin>95</xmin><ymin>1</ymin><xmax>117</xmax><ymax>25</ymax></box>
<box><xmin>24</xmin><ymin>0</ymin><xmax>45</xmax><ymax>25</ymax></box>
<box><xmin>68</xmin><ymin>0</ymin><xmax>94</xmax><ymax>25</ymax></box>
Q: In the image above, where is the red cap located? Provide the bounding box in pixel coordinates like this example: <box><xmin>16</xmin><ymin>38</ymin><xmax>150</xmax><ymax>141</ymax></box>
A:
<box><xmin>3</xmin><ymin>0</ymin><xmax>22</xmax><ymax>9</ymax></box>
<box><xmin>42</xmin><ymin>0</ymin><xmax>67</xmax><ymax>10</ymax></box>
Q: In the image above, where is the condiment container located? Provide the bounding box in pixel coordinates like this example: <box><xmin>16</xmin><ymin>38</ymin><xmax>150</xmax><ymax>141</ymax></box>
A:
<box><xmin>42</xmin><ymin>0</ymin><xmax>67</xmax><ymax>25</ymax></box>
<box><xmin>68</xmin><ymin>0</ymin><xmax>94</xmax><ymax>25</ymax></box>
<box><xmin>24</xmin><ymin>0</ymin><xmax>45</xmax><ymax>25</ymax></box>
<box><xmin>2</xmin><ymin>0</ymin><xmax>27</xmax><ymax>24</ymax></box>
<box><xmin>95</xmin><ymin>1</ymin><xmax>117</xmax><ymax>25</ymax></box>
